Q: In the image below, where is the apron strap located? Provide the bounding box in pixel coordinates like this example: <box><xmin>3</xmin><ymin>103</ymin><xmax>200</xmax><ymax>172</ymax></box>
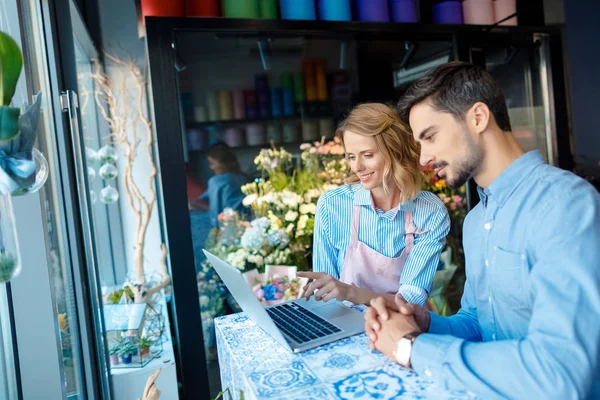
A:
<box><xmin>398</xmin><ymin>211</ymin><xmax>428</xmax><ymax>266</ymax></box>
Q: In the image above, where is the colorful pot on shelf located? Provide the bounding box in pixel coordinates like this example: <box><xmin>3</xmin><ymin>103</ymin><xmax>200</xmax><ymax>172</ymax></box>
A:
<box><xmin>282</xmin><ymin>123</ymin><xmax>299</xmax><ymax>143</ymax></box>
<box><xmin>356</xmin><ymin>0</ymin><xmax>390</xmax><ymax>22</ymax></box>
<box><xmin>232</xmin><ymin>90</ymin><xmax>245</xmax><ymax>119</ymax></box>
<box><xmin>317</xmin><ymin>0</ymin><xmax>352</xmax><ymax>21</ymax></box>
<box><xmin>432</xmin><ymin>1</ymin><xmax>463</xmax><ymax>24</ymax></box>
<box><xmin>494</xmin><ymin>0</ymin><xmax>517</xmax><ymax>26</ymax></box>
<box><xmin>185</xmin><ymin>0</ymin><xmax>220</xmax><ymax>16</ymax></box>
<box><xmin>259</xmin><ymin>0</ymin><xmax>278</xmax><ymax>19</ymax></box>
<box><xmin>224</xmin><ymin>128</ymin><xmax>246</xmax><ymax>147</ymax></box>
<box><xmin>109</xmin><ymin>354</ymin><xmax>120</xmax><ymax>366</ymax></box>
<box><xmin>390</xmin><ymin>0</ymin><xmax>418</xmax><ymax>23</ymax></box>
<box><xmin>246</xmin><ymin>124</ymin><xmax>267</xmax><ymax>146</ymax></box>
<box><xmin>266</xmin><ymin>124</ymin><xmax>283</xmax><ymax>144</ymax></box>
<box><xmin>279</xmin><ymin>0</ymin><xmax>317</xmax><ymax>20</ymax></box>
<box><xmin>462</xmin><ymin>0</ymin><xmax>494</xmax><ymax>25</ymax></box>
<box><xmin>141</xmin><ymin>0</ymin><xmax>184</xmax><ymax>18</ymax></box>
<box><xmin>223</xmin><ymin>0</ymin><xmax>260</xmax><ymax>18</ymax></box>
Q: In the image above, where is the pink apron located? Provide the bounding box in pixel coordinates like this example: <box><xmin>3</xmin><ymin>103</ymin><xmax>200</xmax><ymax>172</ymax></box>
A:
<box><xmin>340</xmin><ymin>205</ymin><xmax>425</xmax><ymax>294</ymax></box>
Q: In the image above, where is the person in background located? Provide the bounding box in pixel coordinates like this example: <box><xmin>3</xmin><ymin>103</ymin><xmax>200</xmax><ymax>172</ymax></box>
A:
<box><xmin>189</xmin><ymin>142</ymin><xmax>248</xmax><ymax>227</ymax></box>
<box><xmin>365</xmin><ymin>61</ymin><xmax>600</xmax><ymax>399</ymax></box>
<box><xmin>299</xmin><ymin>103</ymin><xmax>450</xmax><ymax>308</ymax></box>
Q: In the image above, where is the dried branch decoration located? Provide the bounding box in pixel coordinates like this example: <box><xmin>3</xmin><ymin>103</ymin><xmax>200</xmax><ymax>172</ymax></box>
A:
<box><xmin>90</xmin><ymin>51</ymin><xmax>169</xmax><ymax>303</ymax></box>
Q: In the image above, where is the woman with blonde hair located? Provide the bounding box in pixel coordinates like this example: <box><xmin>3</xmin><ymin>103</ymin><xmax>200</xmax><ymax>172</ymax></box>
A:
<box><xmin>299</xmin><ymin>103</ymin><xmax>449</xmax><ymax>307</ymax></box>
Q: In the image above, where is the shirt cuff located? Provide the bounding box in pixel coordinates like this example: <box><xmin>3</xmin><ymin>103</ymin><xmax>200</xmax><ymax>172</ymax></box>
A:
<box><xmin>411</xmin><ymin>333</ymin><xmax>460</xmax><ymax>383</ymax></box>
<box><xmin>398</xmin><ymin>284</ymin><xmax>427</xmax><ymax>307</ymax></box>
<box><xmin>428</xmin><ymin>311</ymin><xmax>451</xmax><ymax>334</ymax></box>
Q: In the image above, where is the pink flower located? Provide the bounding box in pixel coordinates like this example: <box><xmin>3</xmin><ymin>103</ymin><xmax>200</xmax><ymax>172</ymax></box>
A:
<box><xmin>299</xmin><ymin>143</ymin><xmax>311</xmax><ymax>150</ymax></box>
<box><xmin>452</xmin><ymin>195</ymin><xmax>463</xmax><ymax>203</ymax></box>
<box><xmin>450</xmin><ymin>202</ymin><xmax>458</xmax><ymax>210</ymax></box>
<box><xmin>252</xmin><ymin>284</ymin><xmax>264</xmax><ymax>300</ymax></box>
<box><xmin>274</xmin><ymin>292</ymin><xmax>284</xmax><ymax>300</ymax></box>
<box><xmin>309</xmin><ymin>147</ymin><xmax>317</xmax><ymax>154</ymax></box>
<box><xmin>318</xmin><ymin>146</ymin><xmax>328</xmax><ymax>155</ymax></box>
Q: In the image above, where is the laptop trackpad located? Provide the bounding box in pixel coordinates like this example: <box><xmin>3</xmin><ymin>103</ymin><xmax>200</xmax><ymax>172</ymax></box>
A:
<box><xmin>314</xmin><ymin>303</ymin><xmax>355</xmax><ymax>320</ymax></box>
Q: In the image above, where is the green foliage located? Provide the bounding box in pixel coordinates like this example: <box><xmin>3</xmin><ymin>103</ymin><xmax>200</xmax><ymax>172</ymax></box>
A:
<box><xmin>106</xmin><ymin>286</ymin><xmax>136</xmax><ymax>304</ymax></box>
<box><xmin>0</xmin><ymin>31</ymin><xmax>23</xmax><ymax>106</ymax></box>
<box><xmin>135</xmin><ymin>336</ymin><xmax>154</xmax><ymax>349</ymax></box>
<box><xmin>115</xmin><ymin>337</ymin><xmax>136</xmax><ymax>356</ymax></box>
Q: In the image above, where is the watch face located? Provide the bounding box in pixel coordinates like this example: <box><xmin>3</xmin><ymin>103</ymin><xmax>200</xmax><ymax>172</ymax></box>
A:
<box><xmin>396</xmin><ymin>338</ymin><xmax>412</xmax><ymax>367</ymax></box>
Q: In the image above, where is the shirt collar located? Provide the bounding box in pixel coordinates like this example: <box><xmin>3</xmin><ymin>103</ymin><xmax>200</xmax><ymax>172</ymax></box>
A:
<box><xmin>480</xmin><ymin>150</ymin><xmax>545</xmax><ymax>208</ymax></box>
<box><xmin>352</xmin><ymin>185</ymin><xmax>416</xmax><ymax>216</ymax></box>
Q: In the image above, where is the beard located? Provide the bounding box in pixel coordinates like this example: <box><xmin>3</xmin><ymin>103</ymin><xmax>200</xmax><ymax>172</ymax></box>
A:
<box><xmin>445</xmin><ymin>132</ymin><xmax>484</xmax><ymax>189</ymax></box>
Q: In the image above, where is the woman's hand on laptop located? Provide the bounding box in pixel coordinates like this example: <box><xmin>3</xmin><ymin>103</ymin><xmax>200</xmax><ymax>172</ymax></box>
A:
<box><xmin>297</xmin><ymin>272</ymin><xmax>352</xmax><ymax>302</ymax></box>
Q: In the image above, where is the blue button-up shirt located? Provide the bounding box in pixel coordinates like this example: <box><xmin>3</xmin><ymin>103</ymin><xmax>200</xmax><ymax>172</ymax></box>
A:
<box><xmin>411</xmin><ymin>151</ymin><xmax>600</xmax><ymax>399</ymax></box>
<box><xmin>313</xmin><ymin>184</ymin><xmax>449</xmax><ymax>306</ymax></box>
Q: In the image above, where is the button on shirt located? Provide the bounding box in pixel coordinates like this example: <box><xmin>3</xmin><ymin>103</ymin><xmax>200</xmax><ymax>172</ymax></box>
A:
<box><xmin>312</xmin><ymin>184</ymin><xmax>450</xmax><ymax>307</ymax></box>
<box><xmin>410</xmin><ymin>151</ymin><xmax>600</xmax><ymax>399</ymax></box>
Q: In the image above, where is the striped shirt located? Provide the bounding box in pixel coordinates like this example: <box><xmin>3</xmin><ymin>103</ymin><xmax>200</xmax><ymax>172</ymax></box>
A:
<box><xmin>312</xmin><ymin>184</ymin><xmax>450</xmax><ymax>306</ymax></box>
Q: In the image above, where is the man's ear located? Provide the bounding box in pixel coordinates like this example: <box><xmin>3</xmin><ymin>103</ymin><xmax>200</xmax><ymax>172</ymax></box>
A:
<box><xmin>468</xmin><ymin>102</ymin><xmax>491</xmax><ymax>135</ymax></box>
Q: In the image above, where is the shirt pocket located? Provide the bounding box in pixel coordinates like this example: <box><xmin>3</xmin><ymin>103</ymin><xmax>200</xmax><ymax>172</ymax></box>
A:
<box><xmin>490</xmin><ymin>247</ymin><xmax>529</xmax><ymax>310</ymax></box>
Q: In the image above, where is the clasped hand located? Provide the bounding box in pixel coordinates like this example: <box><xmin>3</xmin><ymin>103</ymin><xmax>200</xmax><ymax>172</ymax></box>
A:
<box><xmin>364</xmin><ymin>294</ymin><xmax>430</xmax><ymax>362</ymax></box>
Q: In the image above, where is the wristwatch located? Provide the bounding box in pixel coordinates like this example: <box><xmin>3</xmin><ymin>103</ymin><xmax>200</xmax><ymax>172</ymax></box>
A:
<box><xmin>394</xmin><ymin>331</ymin><xmax>421</xmax><ymax>368</ymax></box>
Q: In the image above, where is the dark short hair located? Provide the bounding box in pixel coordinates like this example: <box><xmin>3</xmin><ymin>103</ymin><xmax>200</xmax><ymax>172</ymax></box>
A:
<box><xmin>397</xmin><ymin>61</ymin><xmax>512</xmax><ymax>132</ymax></box>
<box><xmin>207</xmin><ymin>142</ymin><xmax>240</xmax><ymax>173</ymax></box>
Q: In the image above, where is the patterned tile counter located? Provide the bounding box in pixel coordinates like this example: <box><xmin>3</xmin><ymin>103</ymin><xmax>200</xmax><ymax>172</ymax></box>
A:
<box><xmin>215</xmin><ymin>308</ymin><xmax>473</xmax><ymax>399</ymax></box>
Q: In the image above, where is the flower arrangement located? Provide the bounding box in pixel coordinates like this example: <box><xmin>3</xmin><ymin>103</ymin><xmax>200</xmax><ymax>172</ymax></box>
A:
<box><xmin>300</xmin><ymin>137</ymin><xmax>349</xmax><ymax>186</ymax></box>
<box><xmin>237</xmin><ymin>140</ymin><xmax>347</xmax><ymax>270</ymax></box>
<box><xmin>243</xmin><ymin>265</ymin><xmax>309</xmax><ymax>306</ymax></box>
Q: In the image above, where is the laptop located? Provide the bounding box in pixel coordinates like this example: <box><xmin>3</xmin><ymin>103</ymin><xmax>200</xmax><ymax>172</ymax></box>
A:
<box><xmin>203</xmin><ymin>249</ymin><xmax>365</xmax><ymax>353</ymax></box>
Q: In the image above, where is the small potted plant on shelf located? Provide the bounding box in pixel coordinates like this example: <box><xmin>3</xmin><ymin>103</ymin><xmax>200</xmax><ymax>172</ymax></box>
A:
<box><xmin>116</xmin><ymin>338</ymin><xmax>136</xmax><ymax>365</ymax></box>
<box><xmin>135</xmin><ymin>336</ymin><xmax>154</xmax><ymax>358</ymax></box>
<box><xmin>108</xmin><ymin>343</ymin><xmax>120</xmax><ymax>366</ymax></box>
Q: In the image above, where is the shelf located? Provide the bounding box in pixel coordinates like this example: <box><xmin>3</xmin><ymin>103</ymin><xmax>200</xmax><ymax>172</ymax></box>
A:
<box><xmin>147</xmin><ymin>17</ymin><xmax>558</xmax><ymax>47</ymax></box>
<box><xmin>189</xmin><ymin>140</ymin><xmax>313</xmax><ymax>154</ymax></box>
<box><xmin>185</xmin><ymin>114</ymin><xmax>334</xmax><ymax>129</ymax></box>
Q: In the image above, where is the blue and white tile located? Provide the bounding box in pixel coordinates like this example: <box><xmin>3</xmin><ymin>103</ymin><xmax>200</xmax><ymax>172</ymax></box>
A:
<box><xmin>270</xmin><ymin>384</ymin><xmax>336</xmax><ymax>400</ymax></box>
<box><xmin>301</xmin><ymin>337</ymin><xmax>383</xmax><ymax>381</ymax></box>
<box><xmin>351</xmin><ymin>333</ymin><xmax>391</xmax><ymax>363</ymax></box>
<box><xmin>328</xmin><ymin>364</ymin><xmax>406</xmax><ymax>399</ymax></box>
<box><xmin>246</xmin><ymin>360</ymin><xmax>319</xmax><ymax>399</ymax></box>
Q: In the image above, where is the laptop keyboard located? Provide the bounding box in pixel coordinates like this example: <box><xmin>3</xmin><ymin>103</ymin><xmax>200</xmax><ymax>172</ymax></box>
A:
<box><xmin>266</xmin><ymin>302</ymin><xmax>342</xmax><ymax>344</ymax></box>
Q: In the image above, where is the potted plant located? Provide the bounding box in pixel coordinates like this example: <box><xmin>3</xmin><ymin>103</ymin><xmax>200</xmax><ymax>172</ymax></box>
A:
<box><xmin>116</xmin><ymin>338</ymin><xmax>136</xmax><ymax>365</ymax></box>
<box><xmin>135</xmin><ymin>336</ymin><xmax>154</xmax><ymax>358</ymax></box>
<box><xmin>108</xmin><ymin>343</ymin><xmax>120</xmax><ymax>366</ymax></box>
<box><xmin>0</xmin><ymin>31</ymin><xmax>47</xmax><ymax>283</ymax></box>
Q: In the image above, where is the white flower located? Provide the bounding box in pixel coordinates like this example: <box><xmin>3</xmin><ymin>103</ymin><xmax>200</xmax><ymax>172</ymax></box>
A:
<box><xmin>242</xmin><ymin>194</ymin><xmax>258</xmax><ymax>207</ymax></box>
<box><xmin>323</xmin><ymin>184</ymin><xmax>339</xmax><ymax>192</ymax></box>
<box><xmin>298</xmin><ymin>214</ymin><xmax>309</xmax><ymax>230</ymax></box>
<box><xmin>226</xmin><ymin>248</ymin><xmax>249</xmax><ymax>270</ymax></box>
<box><xmin>200</xmin><ymin>295</ymin><xmax>209</xmax><ymax>307</ymax></box>
<box><xmin>248</xmin><ymin>254</ymin><xmax>264</xmax><ymax>267</ymax></box>
<box><xmin>285</xmin><ymin>211</ymin><xmax>298</xmax><ymax>221</ymax></box>
<box><xmin>286</xmin><ymin>223</ymin><xmax>295</xmax><ymax>234</ymax></box>
<box><xmin>304</xmin><ymin>189</ymin><xmax>321</xmax><ymax>202</ymax></box>
<box><xmin>299</xmin><ymin>203</ymin><xmax>317</xmax><ymax>215</ymax></box>
<box><xmin>280</xmin><ymin>190</ymin><xmax>302</xmax><ymax>208</ymax></box>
